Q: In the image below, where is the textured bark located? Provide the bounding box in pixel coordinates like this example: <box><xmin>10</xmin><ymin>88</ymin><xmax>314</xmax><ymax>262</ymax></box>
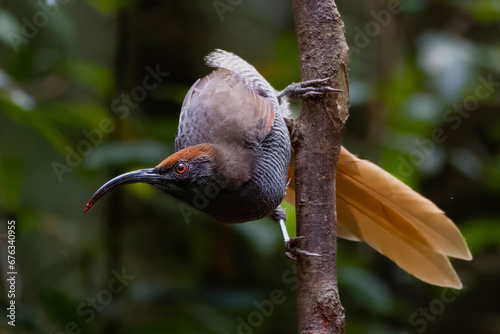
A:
<box><xmin>291</xmin><ymin>0</ymin><xmax>349</xmax><ymax>333</ymax></box>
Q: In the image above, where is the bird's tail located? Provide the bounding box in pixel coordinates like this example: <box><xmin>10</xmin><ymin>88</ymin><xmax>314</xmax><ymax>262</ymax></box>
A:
<box><xmin>285</xmin><ymin>146</ymin><xmax>472</xmax><ymax>289</ymax></box>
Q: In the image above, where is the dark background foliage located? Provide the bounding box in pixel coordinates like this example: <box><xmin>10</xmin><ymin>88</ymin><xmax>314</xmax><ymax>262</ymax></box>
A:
<box><xmin>0</xmin><ymin>0</ymin><xmax>499</xmax><ymax>333</ymax></box>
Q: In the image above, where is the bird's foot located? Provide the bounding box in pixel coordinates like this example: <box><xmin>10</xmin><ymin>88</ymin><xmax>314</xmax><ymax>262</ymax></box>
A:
<box><xmin>284</xmin><ymin>236</ymin><xmax>321</xmax><ymax>260</ymax></box>
<box><xmin>278</xmin><ymin>78</ymin><xmax>342</xmax><ymax>102</ymax></box>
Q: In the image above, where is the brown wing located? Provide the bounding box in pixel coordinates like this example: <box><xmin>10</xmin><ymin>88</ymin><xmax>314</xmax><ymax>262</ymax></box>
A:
<box><xmin>175</xmin><ymin>69</ymin><xmax>274</xmax><ymax>151</ymax></box>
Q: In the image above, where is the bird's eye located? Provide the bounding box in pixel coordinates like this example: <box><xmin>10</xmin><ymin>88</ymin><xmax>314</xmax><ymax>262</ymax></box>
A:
<box><xmin>175</xmin><ymin>163</ymin><xmax>187</xmax><ymax>174</ymax></box>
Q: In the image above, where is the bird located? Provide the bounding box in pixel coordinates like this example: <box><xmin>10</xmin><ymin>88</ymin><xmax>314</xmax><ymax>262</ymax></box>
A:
<box><xmin>85</xmin><ymin>49</ymin><xmax>472</xmax><ymax>289</ymax></box>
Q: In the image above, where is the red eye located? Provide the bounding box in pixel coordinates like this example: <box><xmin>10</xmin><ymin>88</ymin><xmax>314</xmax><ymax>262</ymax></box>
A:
<box><xmin>176</xmin><ymin>163</ymin><xmax>187</xmax><ymax>174</ymax></box>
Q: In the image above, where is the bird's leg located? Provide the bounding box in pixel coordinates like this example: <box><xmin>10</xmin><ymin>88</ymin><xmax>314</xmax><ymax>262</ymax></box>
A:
<box><xmin>279</xmin><ymin>219</ymin><xmax>321</xmax><ymax>260</ymax></box>
<box><xmin>277</xmin><ymin>78</ymin><xmax>342</xmax><ymax>103</ymax></box>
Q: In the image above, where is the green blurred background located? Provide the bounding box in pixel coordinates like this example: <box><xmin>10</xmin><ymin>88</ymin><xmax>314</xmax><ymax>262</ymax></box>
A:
<box><xmin>0</xmin><ymin>0</ymin><xmax>499</xmax><ymax>333</ymax></box>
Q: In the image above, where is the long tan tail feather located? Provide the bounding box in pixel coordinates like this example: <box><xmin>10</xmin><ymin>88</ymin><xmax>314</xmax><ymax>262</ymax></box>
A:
<box><xmin>285</xmin><ymin>146</ymin><xmax>472</xmax><ymax>288</ymax></box>
<box><xmin>337</xmin><ymin>147</ymin><xmax>471</xmax><ymax>261</ymax></box>
<box><xmin>337</xmin><ymin>195</ymin><xmax>462</xmax><ymax>288</ymax></box>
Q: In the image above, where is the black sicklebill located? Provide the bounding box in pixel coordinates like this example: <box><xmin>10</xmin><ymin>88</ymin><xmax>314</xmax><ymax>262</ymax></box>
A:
<box><xmin>85</xmin><ymin>50</ymin><xmax>338</xmax><ymax>259</ymax></box>
<box><xmin>86</xmin><ymin>50</ymin><xmax>472</xmax><ymax>288</ymax></box>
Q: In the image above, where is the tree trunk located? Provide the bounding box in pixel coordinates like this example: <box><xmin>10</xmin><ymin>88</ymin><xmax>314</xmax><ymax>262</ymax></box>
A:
<box><xmin>291</xmin><ymin>0</ymin><xmax>349</xmax><ymax>333</ymax></box>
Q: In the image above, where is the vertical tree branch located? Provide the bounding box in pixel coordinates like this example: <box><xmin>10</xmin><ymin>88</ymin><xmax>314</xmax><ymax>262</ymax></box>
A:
<box><xmin>292</xmin><ymin>0</ymin><xmax>349</xmax><ymax>333</ymax></box>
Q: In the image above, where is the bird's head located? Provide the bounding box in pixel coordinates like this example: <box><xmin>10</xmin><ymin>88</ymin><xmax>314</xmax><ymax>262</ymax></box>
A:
<box><xmin>84</xmin><ymin>144</ymin><xmax>225</xmax><ymax>213</ymax></box>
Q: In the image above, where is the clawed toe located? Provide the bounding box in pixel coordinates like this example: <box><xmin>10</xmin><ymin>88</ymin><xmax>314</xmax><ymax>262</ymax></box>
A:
<box><xmin>278</xmin><ymin>78</ymin><xmax>342</xmax><ymax>102</ymax></box>
<box><xmin>284</xmin><ymin>237</ymin><xmax>321</xmax><ymax>260</ymax></box>
<box><xmin>277</xmin><ymin>219</ymin><xmax>321</xmax><ymax>260</ymax></box>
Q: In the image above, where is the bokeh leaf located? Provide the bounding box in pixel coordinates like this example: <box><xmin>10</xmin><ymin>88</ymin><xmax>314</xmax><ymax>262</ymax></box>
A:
<box><xmin>461</xmin><ymin>217</ymin><xmax>500</xmax><ymax>253</ymax></box>
<box><xmin>59</xmin><ymin>59</ymin><xmax>114</xmax><ymax>97</ymax></box>
<box><xmin>340</xmin><ymin>265</ymin><xmax>393</xmax><ymax>315</ymax></box>
<box><xmin>0</xmin><ymin>156</ymin><xmax>24</xmax><ymax>210</ymax></box>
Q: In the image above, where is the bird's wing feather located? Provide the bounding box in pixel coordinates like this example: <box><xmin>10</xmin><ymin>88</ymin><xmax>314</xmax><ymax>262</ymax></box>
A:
<box><xmin>285</xmin><ymin>146</ymin><xmax>472</xmax><ymax>288</ymax></box>
<box><xmin>205</xmin><ymin>49</ymin><xmax>281</xmax><ymax>112</ymax></box>
<box><xmin>175</xmin><ymin>68</ymin><xmax>274</xmax><ymax>151</ymax></box>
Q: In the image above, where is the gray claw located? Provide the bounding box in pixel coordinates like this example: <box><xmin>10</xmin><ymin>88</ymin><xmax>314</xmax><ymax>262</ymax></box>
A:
<box><xmin>302</xmin><ymin>91</ymin><xmax>323</xmax><ymax>98</ymax></box>
<box><xmin>296</xmin><ymin>249</ymin><xmax>321</xmax><ymax>257</ymax></box>
<box><xmin>325</xmin><ymin>87</ymin><xmax>343</xmax><ymax>92</ymax></box>
<box><xmin>298</xmin><ymin>78</ymin><xmax>329</xmax><ymax>86</ymax></box>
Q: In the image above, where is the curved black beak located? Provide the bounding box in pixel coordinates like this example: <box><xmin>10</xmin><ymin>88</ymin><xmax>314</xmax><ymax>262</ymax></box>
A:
<box><xmin>85</xmin><ymin>168</ymin><xmax>164</xmax><ymax>213</ymax></box>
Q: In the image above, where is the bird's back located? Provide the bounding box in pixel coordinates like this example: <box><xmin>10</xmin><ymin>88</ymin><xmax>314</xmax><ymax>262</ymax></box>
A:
<box><xmin>175</xmin><ymin>68</ymin><xmax>275</xmax><ymax>152</ymax></box>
